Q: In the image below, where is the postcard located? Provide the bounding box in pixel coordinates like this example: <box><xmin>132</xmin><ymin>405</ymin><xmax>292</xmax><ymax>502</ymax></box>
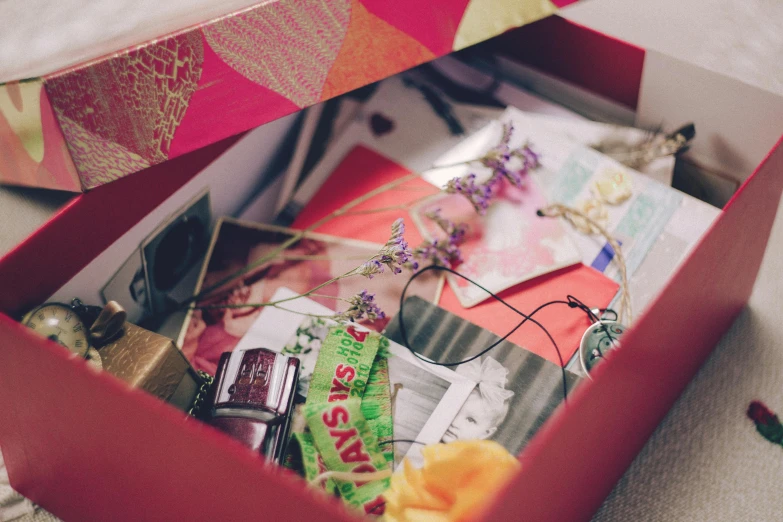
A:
<box><xmin>411</xmin><ymin>183</ymin><xmax>581</xmax><ymax>308</ymax></box>
<box><xmin>235</xmin><ymin>288</ymin><xmax>475</xmax><ymax>466</ymax></box>
<box><xmin>178</xmin><ymin>218</ymin><xmax>442</xmax><ymax>375</ymax></box>
<box><xmin>385</xmin><ymin>296</ymin><xmax>581</xmax><ymax>456</ymax></box>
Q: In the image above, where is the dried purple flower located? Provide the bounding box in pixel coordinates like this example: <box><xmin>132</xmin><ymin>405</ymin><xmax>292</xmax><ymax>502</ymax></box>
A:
<box><xmin>357</xmin><ymin>259</ymin><xmax>384</xmax><ymax>278</ymax></box>
<box><xmin>425</xmin><ymin>208</ymin><xmax>468</xmax><ymax>244</ymax></box>
<box><xmin>518</xmin><ymin>143</ymin><xmax>540</xmax><ymax>170</ymax></box>
<box><xmin>413</xmin><ymin>238</ymin><xmax>463</xmax><ymax>268</ymax></box>
<box><xmin>357</xmin><ymin>218</ymin><xmax>414</xmax><ymax>277</ymax></box>
<box><xmin>334</xmin><ymin>290</ymin><xmax>386</xmax><ymax>323</ymax></box>
<box><xmin>445</xmin><ymin>123</ymin><xmax>541</xmax><ymax>213</ymax></box>
<box><xmin>444</xmin><ymin>173</ymin><xmax>498</xmax><ymax>215</ymax></box>
<box><xmin>410</xmin><ymin>209</ymin><xmax>467</xmax><ymax>268</ymax></box>
<box><xmin>479</xmin><ymin>122</ymin><xmax>540</xmax><ymax>188</ymax></box>
<box><xmin>378</xmin><ymin>218</ymin><xmax>413</xmax><ymax>274</ymax></box>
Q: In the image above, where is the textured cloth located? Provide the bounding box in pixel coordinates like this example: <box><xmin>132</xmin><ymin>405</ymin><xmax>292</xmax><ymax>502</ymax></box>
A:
<box><xmin>0</xmin><ymin>0</ymin><xmax>264</xmax><ymax>82</ymax></box>
<box><xmin>0</xmin><ymin>453</ymin><xmax>60</xmax><ymax>522</ymax></box>
<box><xmin>564</xmin><ymin>0</ymin><xmax>783</xmax><ymax>97</ymax></box>
<box><xmin>0</xmin><ymin>187</ymin><xmax>73</xmax><ymax>255</ymax></box>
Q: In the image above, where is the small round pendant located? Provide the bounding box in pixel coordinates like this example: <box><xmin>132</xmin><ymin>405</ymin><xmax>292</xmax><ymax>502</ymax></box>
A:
<box><xmin>579</xmin><ymin>320</ymin><xmax>626</xmax><ymax>373</ymax></box>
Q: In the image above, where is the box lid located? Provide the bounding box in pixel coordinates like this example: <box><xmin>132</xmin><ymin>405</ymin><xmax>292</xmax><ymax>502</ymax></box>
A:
<box><xmin>0</xmin><ymin>0</ymin><xmax>578</xmax><ymax>192</ymax></box>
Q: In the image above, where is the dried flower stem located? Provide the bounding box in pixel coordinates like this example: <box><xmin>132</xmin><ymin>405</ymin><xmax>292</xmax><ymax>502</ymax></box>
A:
<box><xmin>184</xmin><ymin>154</ymin><xmax>498</xmax><ymax>309</ymax></box>
<box><xmin>338</xmin><ymin>193</ymin><xmax>435</xmax><ymax>216</ymax></box>
<box><xmin>182</xmin><ymin>172</ymin><xmax>420</xmax><ymax>308</ymax></box>
<box><xmin>197</xmin><ymin>265</ymin><xmax>363</xmax><ymax>311</ymax></box>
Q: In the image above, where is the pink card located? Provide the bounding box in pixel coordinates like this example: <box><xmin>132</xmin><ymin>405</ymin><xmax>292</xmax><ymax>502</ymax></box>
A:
<box><xmin>412</xmin><ymin>179</ymin><xmax>581</xmax><ymax>308</ymax></box>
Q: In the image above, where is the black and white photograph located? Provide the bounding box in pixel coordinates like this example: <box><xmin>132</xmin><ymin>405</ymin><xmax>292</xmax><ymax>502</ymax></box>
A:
<box><xmin>232</xmin><ymin>287</ymin><xmax>475</xmax><ymax>466</ymax></box>
<box><xmin>385</xmin><ymin>295</ymin><xmax>582</xmax><ymax>455</ymax></box>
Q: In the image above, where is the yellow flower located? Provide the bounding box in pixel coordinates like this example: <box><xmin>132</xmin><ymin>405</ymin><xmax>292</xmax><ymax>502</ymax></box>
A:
<box><xmin>383</xmin><ymin>440</ymin><xmax>520</xmax><ymax>522</ymax></box>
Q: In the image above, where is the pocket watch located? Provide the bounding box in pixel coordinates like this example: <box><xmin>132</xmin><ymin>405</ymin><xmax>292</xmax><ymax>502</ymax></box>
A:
<box><xmin>22</xmin><ymin>299</ymin><xmax>93</xmax><ymax>358</ymax></box>
<box><xmin>21</xmin><ymin>299</ymin><xmax>126</xmax><ymax>363</ymax></box>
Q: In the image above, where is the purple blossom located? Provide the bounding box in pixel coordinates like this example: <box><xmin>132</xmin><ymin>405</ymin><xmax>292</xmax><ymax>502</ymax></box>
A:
<box><xmin>334</xmin><ymin>290</ymin><xmax>386</xmax><ymax>323</ymax></box>
<box><xmin>445</xmin><ymin>123</ymin><xmax>541</xmax><ymax>213</ymax></box>
<box><xmin>378</xmin><ymin>218</ymin><xmax>413</xmax><ymax>274</ymax></box>
<box><xmin>519</xmin><ymin>143</ymin><xmax>540</xmax><ymax>170</ymax></box>
<box><xmin>444</xmin><ymin>173</ymin><xmax>498</xmax><ymax>215</ymax></box>
<box><xmin>480</xmin><ymin>122</ymin><xmax>540</xmax><ymax>187</ymax></box>
<box><xmin>357</xmin><ymin>259</ymin><xmax>383</xmax><ymax>278</ymax></box>
<box><xmin>425</xmin><ymin>208</ymin><xmax>467</xmax><ymax>244</ymax></box>
<box><xmin>413</xmin><ymin>238</ymin><xmax>463</xmax><ymax>268</ymax></box>
<box><xmin>357</xmin><ymin>218</ymin><xmax>414</xmax><ymax>277</ymax></box>
<box><xmin>409</xmin><ymin>209</ymin><xmax>467</xmax><ymax>268</ymax></box>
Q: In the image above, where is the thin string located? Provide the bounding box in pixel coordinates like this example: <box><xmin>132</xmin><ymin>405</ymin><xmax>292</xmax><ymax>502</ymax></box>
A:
<box><xmin>378</xmin><ymin>439</ymin><xmax>426</xmax><ymax>446</ymax></box>
<box><xmin>397</xmin><ymin>265</ymin><xmax>604</xmax><ymax>402</ymax></box>
<box><xmin>537</xmin><ymin>204</ymin><xmax>632</xmax><ymax>325</ymax></box>
<box><xmin>308</xmin><ymin>469</ymin><xmax>392</xmax><ymax>487</ymax></box>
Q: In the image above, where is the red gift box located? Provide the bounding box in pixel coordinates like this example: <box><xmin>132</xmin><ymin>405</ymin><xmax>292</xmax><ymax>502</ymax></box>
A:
<box><xmin>1</xmin><ymin>15</ymin><xmax>782</xmax><ymax>522</ymax></box>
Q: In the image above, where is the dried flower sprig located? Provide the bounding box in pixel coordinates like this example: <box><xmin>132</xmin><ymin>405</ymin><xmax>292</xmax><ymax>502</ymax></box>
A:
<box><xmin>409</xmin><ymin>209</ymin><xmax>467</xmax><ymax>268</ymax></box>
<box><xmin>357</xmin><ymin>218</ymin><xmax>416</xmax><ymax>277</ymax></box>
<box><xmin>195</xmin><ymin>220</ymin><xmax>414</xmax><ymax>322</ymax></box>
<box><xmin>445</xmin><ymin>122</ymin><xmax>540</xmax><ymax>214</ymax></box>
<box><xmin>445</xmin><ymin>173</ymin><xmax>498</xmax><ymax>215</ymax></box>
<box><xmin>333</xmin><ymin>290</ymin><xmax>386</xmax><ymax>323</ymax></box>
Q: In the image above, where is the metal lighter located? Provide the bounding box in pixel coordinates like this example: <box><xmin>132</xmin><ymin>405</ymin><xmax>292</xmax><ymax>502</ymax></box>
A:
<box><xmin>206</xmin><ymin>348</ymin><xmax>300</xmax><ymax>464</ymax></box>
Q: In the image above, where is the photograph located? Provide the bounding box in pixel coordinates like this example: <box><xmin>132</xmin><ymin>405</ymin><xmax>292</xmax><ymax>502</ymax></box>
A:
<box><xmin>385</xmin><ymin>295</ymin><xmax>582</xmax><ymax>455</ymax></box>
<box><xmin>232</xmin><ymin>288</ymin><xmax>475</xmax><ymax>466</ymax></box>
<box><xmin>179</xmin><ymin>218</ymin><xmax>442</xmax><ymax>375</ymax></box>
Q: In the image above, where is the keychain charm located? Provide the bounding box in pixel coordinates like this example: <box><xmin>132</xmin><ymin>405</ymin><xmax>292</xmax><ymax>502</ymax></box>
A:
<box><xmin>579</xmin><ymin>320</ymin><xmax>626</xmax><ymax>374</ymax></box>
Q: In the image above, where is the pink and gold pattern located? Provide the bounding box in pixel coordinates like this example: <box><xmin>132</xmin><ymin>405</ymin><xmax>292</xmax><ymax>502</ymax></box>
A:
<box><xmin>45</xmin><ymin>31</ymin><xmax>204</xmax><ymax>184</ymax></box>
<box><xmin>204</xmin><ymin>0</ymin><xmax>351</xmax><ymax>109</ymax></box>
<box><xmin>453</xmin><ymin>0</ymin><xmax>558</xmax><ymax>50</ymax></box>
<box><xmin>319</xmin><ymin>0</ymin><xmax>436</xmax><ymax>102</ymax></box>
<box><xmin>57</xmin><ymin>115</ymin><xmax>152</xmax><ymax>189</ymax></box>
<box><xmin>0</xmin><ymin>0</ymin><xmax>563</xmax><ymax>192</ymax></box>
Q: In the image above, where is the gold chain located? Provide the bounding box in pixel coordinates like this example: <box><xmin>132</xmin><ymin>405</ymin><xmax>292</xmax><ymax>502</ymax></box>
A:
<box><xmin>187</xmin><ymin>371</ymin><xmax>214</xmax><ymax>418</ymax></box>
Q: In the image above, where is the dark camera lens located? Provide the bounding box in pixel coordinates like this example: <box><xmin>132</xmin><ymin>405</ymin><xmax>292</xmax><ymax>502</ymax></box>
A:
<box><xmin>153</xmin><ymin>217</ymin><xmax>206</xmax><ymax>291</ymax></box>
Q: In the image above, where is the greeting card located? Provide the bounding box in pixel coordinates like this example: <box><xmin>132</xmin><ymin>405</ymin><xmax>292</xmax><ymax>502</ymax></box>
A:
<box><xmin>412</xmin><ymin>182</ymin><xmax>581</xmax><ymax>308</ymax></box>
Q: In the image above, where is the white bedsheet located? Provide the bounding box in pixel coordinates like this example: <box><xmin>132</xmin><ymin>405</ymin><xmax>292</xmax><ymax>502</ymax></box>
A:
<box><xmin>0</xmin><ymin>0</ymin><xmax>262</xmax><ymax>82</ymax></box>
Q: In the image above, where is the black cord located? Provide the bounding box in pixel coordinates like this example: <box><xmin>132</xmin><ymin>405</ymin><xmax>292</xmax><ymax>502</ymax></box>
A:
<box><xmin>397</xmin><ymin>265</ymin><xmax>605</xmax><ymax>402</ymax></box>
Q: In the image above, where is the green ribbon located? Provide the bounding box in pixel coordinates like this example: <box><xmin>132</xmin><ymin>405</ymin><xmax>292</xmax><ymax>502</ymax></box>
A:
<box><xmin>361</xmin><ymin>343</ymin><xmax>394</xmax><ymax>466</ymax></box>
<box><xmin>302</xmin><ymin>325</ymin><xmax>392</xmax><ymax>513</ymax></box>
<box><xmin>286</xmin><ymin>432</ymin><xmax>337</xmax><ymax>494</ymax></box>
<box><xmin>305</xmin><ymin>400</ymin><xmax>390</xmax><ymax>513</ymax></box>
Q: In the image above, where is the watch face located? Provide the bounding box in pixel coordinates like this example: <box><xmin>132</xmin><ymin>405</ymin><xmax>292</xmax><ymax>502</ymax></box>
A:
<box><xmin>23</xmin><ymin>303</ymin><xmax>89</xmax><ymax>358</ymax></box>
